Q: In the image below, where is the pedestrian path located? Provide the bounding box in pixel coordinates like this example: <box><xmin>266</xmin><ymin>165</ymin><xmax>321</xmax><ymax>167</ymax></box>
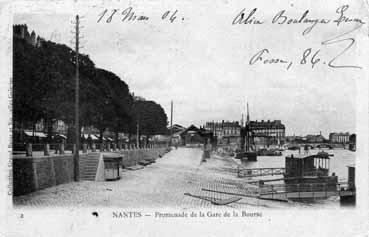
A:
<box><xmin>13</xmin><ymin>148</ymin><xmax>314</xmax><ymax>209</ymax></box>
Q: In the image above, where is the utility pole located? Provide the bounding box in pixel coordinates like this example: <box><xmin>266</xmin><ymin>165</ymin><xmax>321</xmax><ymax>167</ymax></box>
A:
<box><xmin>73</xmin><ymin>15</ymin><xmax>80</xmax><ymax>181</ymax></box>
<box><xmin>246</xmin><ymin>102</ymin><xmax>250</xmax><ymax>151</ymax></box>
<box><xmin>170</xmin><ymin>100</ymin><xmax>173</xmax><ymax>146</ymax></box>
<box><xmin>136</xmin><ymin>121</ymin><xmax>139</xmax><ymax>148</ymax></box>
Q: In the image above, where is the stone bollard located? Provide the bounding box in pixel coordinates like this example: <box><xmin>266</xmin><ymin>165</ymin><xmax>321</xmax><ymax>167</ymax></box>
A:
<box><xmin>44</xmin><ymin>143</ymin><xmax>50</xmax><ymax>156</ymax></box>
<box><xmin>26</xmin><ymin>143</ymin><xmax>32</xmax><ymax>157</ymax></box>
<box><xmin>82</xmin><ymin>143</ymin><xmax>87</xmax><ymax>153</ymax></box>
<box><xmin>60</xmin><ymin>143</ymin><xmax>65</xmax><ymax>154</ymax></box>
<box><xmin>91</xmin><ymin>143</ymin><xmax>96</xmax><ymax>152</ymax></box>
<box><xmin>107</xmin><ymin>143</ymin><xmax>111</xmax><ymax>151</ymax></box>
<box><xmin>112</xmin><ymin>143</ymin><xmax>117</xmax><ymax>151</ymax></box>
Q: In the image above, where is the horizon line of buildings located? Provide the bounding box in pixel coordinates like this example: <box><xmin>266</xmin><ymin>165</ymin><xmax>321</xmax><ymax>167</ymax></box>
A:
<box><xmin>172</xmin><ymin>119</ymin><xmax>355</xmax><ymax>148</ymax></box>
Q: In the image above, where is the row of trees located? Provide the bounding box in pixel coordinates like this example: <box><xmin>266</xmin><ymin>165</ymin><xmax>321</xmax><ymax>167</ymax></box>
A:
<box><xmin>13</xmin><ymin>26</ymin><xmax>168</xmax><ymax>144</ymax></box>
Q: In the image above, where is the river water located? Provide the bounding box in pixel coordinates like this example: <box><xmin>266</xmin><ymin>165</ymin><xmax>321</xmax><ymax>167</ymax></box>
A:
<box><xmin>239</xmin><ymin>148</ymin><xmax>356</xmax><ymax>208</ymax></box>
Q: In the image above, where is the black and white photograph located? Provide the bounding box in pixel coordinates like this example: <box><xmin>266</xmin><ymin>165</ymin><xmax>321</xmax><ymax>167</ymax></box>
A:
<box><xmin>2</xmin><ymin>0</ymin><xmax>369</xmax><ymax>236</ymax></box>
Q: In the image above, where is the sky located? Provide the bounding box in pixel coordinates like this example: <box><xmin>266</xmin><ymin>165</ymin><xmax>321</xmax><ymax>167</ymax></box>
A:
<box><xmin>14</xmin><ymin>0</ymin><xmax>368</xmax><ymax>137</ymax></box>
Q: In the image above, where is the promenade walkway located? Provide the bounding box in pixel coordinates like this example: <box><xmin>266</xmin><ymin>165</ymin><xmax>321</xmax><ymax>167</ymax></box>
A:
<box><xmin>13</xmin><ymin>148</ymin><xmax>328</xmax><ymax>209</ymax></box>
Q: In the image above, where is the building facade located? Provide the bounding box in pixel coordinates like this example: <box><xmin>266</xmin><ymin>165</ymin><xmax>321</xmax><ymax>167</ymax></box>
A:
<box><xmin>205</xmin><ymin>121</ymin><xmax>241</xmax><ymax>146</ymax></box>
<box><xmin>180</xmin><ymin>125</ymin><xmax>211</xmax><ymax>146</ymax></box>
<box><xmin>349</xmin><ymin>134</ymin><xmax>356</xmax><ymax>151</ymax></box>
<box><xmin>14</xmin><ymin>24</ymin><xmax>45</xmax><ymax>47</ymax></box>
<box><xmin>329</xmin><ymin>132</ymin><xmax>350</xmax><ymax>143</ymax></box>
<box><xmin>249</xmin><ymin>120</ymin><xmax>286</xmax><ymax>148</ymax></box>
<box><xmin>305</xmin><ymin>134</ymin><xmax>326</xmax><ymax>143</ymax></box>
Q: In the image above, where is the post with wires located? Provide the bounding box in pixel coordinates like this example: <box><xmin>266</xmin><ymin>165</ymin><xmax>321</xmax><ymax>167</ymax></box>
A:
<box><xmin>170</xmin><ymin>100</ymin><xmax>173</xmax><ymax>147</ymax></box>
<box><xmin>72</xmin><ymin>14</ymin><xmax>83</xmax><ymax>181</ymax></box>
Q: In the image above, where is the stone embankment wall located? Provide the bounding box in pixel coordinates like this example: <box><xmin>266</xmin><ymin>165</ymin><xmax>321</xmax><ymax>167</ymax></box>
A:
<box><xmin>13</xmin><ymin>148</ymin><xmax>168</xmax><ymax>196</ymax></box>
<box><xmin>120</xmin><ymin>148</ymin><xmax>167</xmax><ymax>167</ymax></box>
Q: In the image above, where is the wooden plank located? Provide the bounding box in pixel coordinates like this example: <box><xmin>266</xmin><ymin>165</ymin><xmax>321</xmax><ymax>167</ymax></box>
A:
<box><xmin>201</xmin><ymin>188</ymin><xmax>258</xmax><ymax>198</ymax></box>
<box><xmin>184</xmin><ymin>193</ymin><xmax>242</xmax><ymax>205</ymax></box>
<box><xmin>126</xmin><ymin>165</ymin><xmax>144</xmax><ymax>170</ymax></box>
<box><xmin>259</xmin><ymin>191</ymin><xmax>339</xmax><ymax>199</ymax></box>
<box><xmin>144</xmin><ymin>158</ymin><xmax>156</xmax><ymax>163</ymax></box>
<box><xmin>213</xmin><ymin>197</ymin><xmax>242</xmax><ymax>205</ymax></box>
<box><xmin>138</xmin><ymin>160</ymin><xmax>151</xmax><ymax>166</ymax></box>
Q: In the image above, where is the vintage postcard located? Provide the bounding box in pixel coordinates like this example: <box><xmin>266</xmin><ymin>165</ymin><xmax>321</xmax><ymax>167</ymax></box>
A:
<box><xmin>1</xmin><ymin>0</ymin><xmax>369</xmax><ymax>236</ymax></box>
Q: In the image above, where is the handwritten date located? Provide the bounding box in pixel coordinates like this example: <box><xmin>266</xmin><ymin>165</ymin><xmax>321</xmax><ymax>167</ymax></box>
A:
<box><xmin>97</xmin><ymin>7</ymin><xmax>182</xmax><ymax>24</ymax></box>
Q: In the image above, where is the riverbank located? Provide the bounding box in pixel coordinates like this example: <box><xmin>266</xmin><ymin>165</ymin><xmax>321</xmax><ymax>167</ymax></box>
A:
<box><xmin>13</xmin><ymin>147</ymin><xmax>350</xmax><ymax>209</ymax></box>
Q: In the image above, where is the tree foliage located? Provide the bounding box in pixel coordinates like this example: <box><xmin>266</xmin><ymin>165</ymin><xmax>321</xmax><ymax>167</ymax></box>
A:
<box><xmin>132</xmin><ymin>100</ymin><xmax>168</xmax><ymax>137</ymax></box>
<box><xmin>13</xmin><ymin>25</ymin><xmax>168</xmax><ymax>142</ymax></box>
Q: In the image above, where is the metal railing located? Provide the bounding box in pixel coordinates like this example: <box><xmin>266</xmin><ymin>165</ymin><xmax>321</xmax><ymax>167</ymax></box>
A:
<box><xmin>12</xmin><ymin>142</ymin><xmax>169</xmax><ymax>157</ymax></box>
<box><xmin>237</xmin><ymin>167</ymin><xmax>286</xmax><ymax>178</ymax></box>
<box><xmin>259</xmin><ymin>182</ymin><xmax>354</xmax><ymax>195</ymax></box>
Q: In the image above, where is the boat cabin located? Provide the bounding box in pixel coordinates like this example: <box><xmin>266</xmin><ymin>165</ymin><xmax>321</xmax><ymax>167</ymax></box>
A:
<box><xmin>347</xmin><ymin>165</ymin><xmax>355</xmax><ymax>189</ymax></box>
<box><xmin>285</xmin><ymin>152</ymin><xmax>331</xmax><ymax>178</ymax></box>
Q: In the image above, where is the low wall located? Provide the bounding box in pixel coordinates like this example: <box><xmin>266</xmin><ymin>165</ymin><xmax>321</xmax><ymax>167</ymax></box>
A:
<box><xmin>13</xmin><ymin>147</ymin><xmax>169</xmax><ymax>196</ymax></box>
<box><xmin>120</xmin><ymin>147</ymin><xmax>168</xmax><ymax>167</ymax></box>
<box><xmin>95</xmin><ymin>148</ymin><xmax>168</xmax><ymax>181</ymax></box>
<box><xmin>120</xmin><ymin>148</ymin><xmax>167</xmax><ymax>167</ymax></box>
<box><xmin>13</xmin><ymin>155</ymin><xmax>75</xmax><ymax>196</ymax></box>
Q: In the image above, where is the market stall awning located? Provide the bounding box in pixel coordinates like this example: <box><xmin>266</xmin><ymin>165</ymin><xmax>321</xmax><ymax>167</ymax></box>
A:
<box><xmin>24</xmin><ymin>131</ymin><xmax>47</xmax><ymax>138</ymax></box>
<box><xmin>90</xmin><ymin>134</ymin><xmax>99</xmax><ymax>140</ymax></box>
<box><xmin>55</xmin><ymin>134</ymin><xmax>67</xmax><ymax>139</ymax></box>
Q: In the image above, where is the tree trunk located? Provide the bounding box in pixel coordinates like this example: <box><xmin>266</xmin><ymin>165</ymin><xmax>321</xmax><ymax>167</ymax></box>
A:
<box><xmin>46</xmin><ymin>117</ymin><xmax>53</xmax><ymax>143</ymax></box>
<box><xmin>19</xmin><ymin>120</ymin><xmax>24</xmax><ymax>142</ymax></box>
<box><xmin>32</xmin><ymin>121</ymin><xmax>36</xmax><ymax>143</ymax></box>
<box><xmin>146</xmin><ymin>135</ymin><xmax>150</xmax><ymax>146</ymax></box>
<box><xmin>99</xmin><ymin>128</ymin><xmax>104</xmax><ymax>144</ymax></box>
<box><xmin>67</xmin><ymin>123</ymin><xmax>75</xmax><ymax>144</ymax></box>
<box><xmin>114</xmin><ymin>129</ymin><xmax>119</xmax><ymax>143</ymax></box>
